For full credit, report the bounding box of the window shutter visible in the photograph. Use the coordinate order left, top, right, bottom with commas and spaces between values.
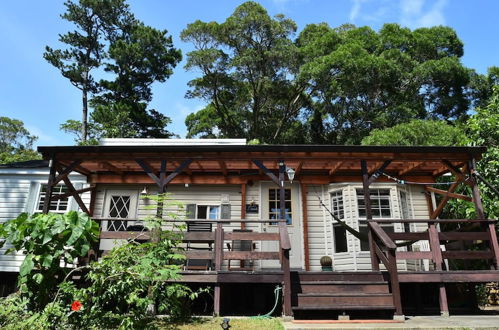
221, 204, 231, 219
186, 204, 196, 219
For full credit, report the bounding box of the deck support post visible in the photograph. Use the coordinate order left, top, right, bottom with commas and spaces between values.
42, 156, 57, 214
279, 161, 293, 317
214, 222, 224, 315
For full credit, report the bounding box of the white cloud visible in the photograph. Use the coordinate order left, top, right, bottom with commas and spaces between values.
349, 0, 367, 21
400, 0, 447, 28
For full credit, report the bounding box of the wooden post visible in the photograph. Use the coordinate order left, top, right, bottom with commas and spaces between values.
428, 221, 448, 316
279, 161, 292, 317
469, 160, 499, 269
42, 157, 57, 214
301, 183, 310, 271
387, 249, 403, 315
361, 160, 380, 271
214, 222, 224, 316
241, 183, 247, 230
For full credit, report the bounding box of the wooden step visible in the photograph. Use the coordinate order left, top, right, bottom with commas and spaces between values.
296, 283, 390, 294
292, 305, 395, 311
296, 293, 394, 307
293, 271, 385, 283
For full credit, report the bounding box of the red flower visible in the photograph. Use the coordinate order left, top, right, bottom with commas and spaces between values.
71, 300, 82, 311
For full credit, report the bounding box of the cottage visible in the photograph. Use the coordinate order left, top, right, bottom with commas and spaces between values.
2, 139, 498, 318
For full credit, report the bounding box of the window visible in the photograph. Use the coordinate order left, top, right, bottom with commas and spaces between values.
36, 184, 69, 213
330, 190, 347, 253
357, 189, 393, 251
268, 188, 292, 225
197, 205, 220, 219
107, 195, 132, 231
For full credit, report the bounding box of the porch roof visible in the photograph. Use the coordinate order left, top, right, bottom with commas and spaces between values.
37, 144, 485, 184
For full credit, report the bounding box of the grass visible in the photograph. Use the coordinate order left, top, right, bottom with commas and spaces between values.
154, 317, 284, 330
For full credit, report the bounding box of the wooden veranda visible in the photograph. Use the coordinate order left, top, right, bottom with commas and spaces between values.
37, 144, 499, 318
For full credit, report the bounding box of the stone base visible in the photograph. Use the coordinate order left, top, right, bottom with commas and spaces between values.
440, 311, 450, 317
338, 314, 350, 320
393, 314, 405, 321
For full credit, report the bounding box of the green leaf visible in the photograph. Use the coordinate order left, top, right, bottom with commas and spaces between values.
42, 254, 54, 268
19, 254, 34, 276
33, 273, 44, 284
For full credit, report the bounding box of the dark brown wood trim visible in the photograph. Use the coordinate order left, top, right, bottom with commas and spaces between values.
53, 160, 83, 185
241, 183, 246, 230
301, 183, 310, 271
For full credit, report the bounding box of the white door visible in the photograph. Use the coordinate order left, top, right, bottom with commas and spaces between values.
100, 189, 139, 251
260, 182, 303, 269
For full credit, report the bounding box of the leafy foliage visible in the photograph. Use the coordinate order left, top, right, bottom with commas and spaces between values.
0, 212, 99, 309
361, 119, 468, 146
0, 116, 40, 164
182, 2, 482, 144
467, 86, 499, 219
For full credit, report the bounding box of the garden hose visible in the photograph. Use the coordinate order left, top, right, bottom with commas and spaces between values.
251, 285, 282, 319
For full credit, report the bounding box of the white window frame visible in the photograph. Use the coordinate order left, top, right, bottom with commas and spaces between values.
195, 204, 221, 220
330, 190, 348, 253
268, 188, 293, 225
35, 183, 71, 213
356, 188, 394, 251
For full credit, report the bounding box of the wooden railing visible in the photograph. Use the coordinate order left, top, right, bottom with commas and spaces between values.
368, 218, 499, 316
93, 218, 292, 270
370, 219, 499, 268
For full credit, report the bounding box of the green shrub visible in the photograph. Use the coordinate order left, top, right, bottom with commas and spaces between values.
0, 211, 99, 309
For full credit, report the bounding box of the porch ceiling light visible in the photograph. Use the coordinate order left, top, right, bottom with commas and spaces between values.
140, 186, 149, 195
286, 166, 295, 183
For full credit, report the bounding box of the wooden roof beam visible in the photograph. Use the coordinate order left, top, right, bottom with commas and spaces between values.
399, 161, 424, 176
100, 161, 124, 175
328, 161, 344, 176
218, 160, 228, 176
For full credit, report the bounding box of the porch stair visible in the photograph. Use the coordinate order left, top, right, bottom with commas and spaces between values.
291, 271, 395, 313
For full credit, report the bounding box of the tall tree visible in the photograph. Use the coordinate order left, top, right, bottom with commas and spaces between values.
298, 23, 474, 144
46, 0, 180, 143
0, 117, 40, 164
182, 1, 307, 143
44, 0, 126, 143
91, 20, 181, 138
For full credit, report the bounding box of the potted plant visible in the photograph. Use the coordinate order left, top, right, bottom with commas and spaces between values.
320, 255, 333, 271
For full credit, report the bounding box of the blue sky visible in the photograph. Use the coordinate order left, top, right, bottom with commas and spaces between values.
1, 0, 498, 147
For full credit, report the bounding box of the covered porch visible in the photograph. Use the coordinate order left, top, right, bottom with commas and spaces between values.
37, 143, 499, 317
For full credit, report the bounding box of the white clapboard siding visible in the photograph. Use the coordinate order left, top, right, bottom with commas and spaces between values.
0, 169, 89, 272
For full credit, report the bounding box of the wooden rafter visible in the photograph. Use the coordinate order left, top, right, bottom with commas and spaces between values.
399, 161, 424, 176
218, 160, 228, 176
295, 161, 303, 177
100, 161, 123, 175
328, 161, 344, 176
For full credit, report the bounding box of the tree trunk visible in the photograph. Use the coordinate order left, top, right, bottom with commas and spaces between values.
82, 87, 88, 143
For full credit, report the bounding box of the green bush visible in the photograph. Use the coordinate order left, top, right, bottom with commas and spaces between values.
0, 211, 99, 309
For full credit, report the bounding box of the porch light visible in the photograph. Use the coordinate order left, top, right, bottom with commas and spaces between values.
286, 166, 296, 183
140, 186, 149, 195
